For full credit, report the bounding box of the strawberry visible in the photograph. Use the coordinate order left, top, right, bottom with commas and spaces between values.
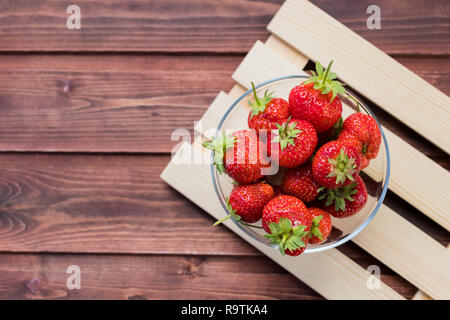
312, 140, 361, 189
337, 132, 370, 169
270, 118, 317, 168
214, 182, 275, 225
203, 130, 269, 184
281, 162, 320, 202
308, 208, 332, 244
338, 113, 381, 169
318, 176, 367, 218
262, 195, 312, 256
289, 61, 344, 133
247, 82, 290, 133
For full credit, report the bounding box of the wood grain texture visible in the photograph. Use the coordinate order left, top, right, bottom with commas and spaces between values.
161, 139, 404, 300
268, 0, 450, 153
0, 253, 322, 299
0, 249, 420, 300
0, 54, 448, 155
411, 244, 450, 300
233, 40, 450, 231
310, 0, 450, 56
0, 153, 257, 255
0, 55, 238, 152
0, 0, 448, 54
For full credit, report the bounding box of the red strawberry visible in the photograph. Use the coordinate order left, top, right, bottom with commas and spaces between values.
270, 118, 317, 168
281, 162, 320, 202
308, 208, 332, 244
337, 133, 370, 169
318, 176, 367, 218
214, 182, 275, 225
203, 130, 269, 184
312, 140, 361, 189
248, 82, 290, 133
262, 195, 312, 256
289, 61, 344, 133
338, 113, 381, 169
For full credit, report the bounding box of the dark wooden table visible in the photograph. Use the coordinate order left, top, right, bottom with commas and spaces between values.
0, 0, 448, 299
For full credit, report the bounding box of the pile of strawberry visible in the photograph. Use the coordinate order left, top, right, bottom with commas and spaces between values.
203, 61, 381, 256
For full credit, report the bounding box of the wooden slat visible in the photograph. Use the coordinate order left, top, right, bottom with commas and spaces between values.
268, 0, 450, 153
1, 0, 448, 55
233, 40, 450, 231
309, 0, 450, 56
0, 253, 323, 299
0, 0, 279, 53
161, 138, 404, 300
0, 54, 448, 155
0, 153, 257, 256
411, 244, 450, 300
0, 55, 237, 152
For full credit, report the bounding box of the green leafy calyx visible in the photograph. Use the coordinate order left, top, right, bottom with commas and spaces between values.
310, 215, 324, 240
264, 217, 308, 255
202, 133, 237, 174
318, 183, 358, 212
326, 148, 357, 185
272, 117, 302, 151
248, 82, 274, 118
304, 60, 346, 102
213, 198, 241, 226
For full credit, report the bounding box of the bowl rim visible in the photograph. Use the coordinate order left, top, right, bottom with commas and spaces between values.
210, 74, 390, 253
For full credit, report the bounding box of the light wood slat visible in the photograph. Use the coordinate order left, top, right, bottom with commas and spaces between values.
412, 244, 450, 300
412, 291, 432, 300
265, 35, 309, 69
267, 0, 450, 153
161, 137, 403, 300
194, 91, 233, 137
231, 41, 450, 299
233, 40, 450, 231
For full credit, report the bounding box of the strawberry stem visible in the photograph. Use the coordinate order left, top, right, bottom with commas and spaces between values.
251, 82, 260, 105
346, 93, 362, 113
284, 116, 292, 132
248, 82, 274, 117
213, 214, 233, 226
321, 60, 333, 88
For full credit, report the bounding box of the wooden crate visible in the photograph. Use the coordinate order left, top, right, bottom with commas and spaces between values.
162, 0, 450, 300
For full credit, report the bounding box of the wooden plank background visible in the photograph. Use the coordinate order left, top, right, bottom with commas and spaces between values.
0, 0, 448, 299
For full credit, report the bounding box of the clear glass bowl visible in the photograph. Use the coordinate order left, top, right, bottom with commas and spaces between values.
210, 75, 390, 253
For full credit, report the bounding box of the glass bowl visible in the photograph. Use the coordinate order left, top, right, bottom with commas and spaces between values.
210, 75, 390, 253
